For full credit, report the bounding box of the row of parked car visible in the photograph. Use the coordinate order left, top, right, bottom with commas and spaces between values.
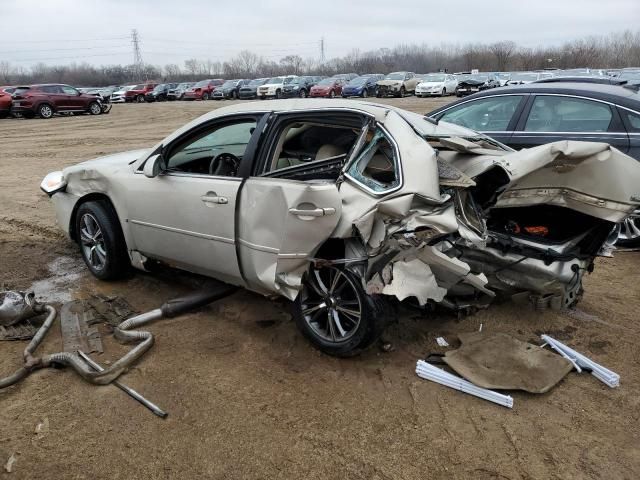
2, 68, 639, 120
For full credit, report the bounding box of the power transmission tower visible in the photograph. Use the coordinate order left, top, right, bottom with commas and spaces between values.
320, 37, 325, 63
131, 29, 144, 79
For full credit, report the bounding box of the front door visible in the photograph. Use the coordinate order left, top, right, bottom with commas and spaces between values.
126, 117, 261, 285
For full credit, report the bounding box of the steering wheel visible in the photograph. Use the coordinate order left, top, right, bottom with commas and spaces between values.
209, 153, 241, 177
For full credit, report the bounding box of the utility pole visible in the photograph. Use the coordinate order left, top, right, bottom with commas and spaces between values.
320, 36, 325, 63
131, 29, 144, 79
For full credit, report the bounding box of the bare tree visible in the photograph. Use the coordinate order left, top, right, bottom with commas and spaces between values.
490, 41, 516, 71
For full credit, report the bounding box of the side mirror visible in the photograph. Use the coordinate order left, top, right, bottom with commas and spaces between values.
143, 154, 166, 178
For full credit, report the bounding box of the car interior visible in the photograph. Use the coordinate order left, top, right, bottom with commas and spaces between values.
262, 118, 399, 191
163, 120, 258, 176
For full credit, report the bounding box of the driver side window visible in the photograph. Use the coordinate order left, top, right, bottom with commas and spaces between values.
166, 120, 257, 176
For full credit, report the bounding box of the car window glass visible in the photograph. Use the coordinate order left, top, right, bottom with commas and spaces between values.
347, 128, 400, 192
525, 96, 613, 132
439, 95, 523, 131
42, 86, 61, 94
622, 110, 640, 132
266, 121, 359, 173
61, 86, 78, 95
166, 120, 257, 176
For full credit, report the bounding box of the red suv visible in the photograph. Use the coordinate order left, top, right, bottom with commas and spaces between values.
182, 79, 224, 100
11, 84, 104, 119
0, 86, 13, 118
124, 83, 158, 103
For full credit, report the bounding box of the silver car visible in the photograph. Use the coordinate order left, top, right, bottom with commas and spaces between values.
41, 99, 640, 356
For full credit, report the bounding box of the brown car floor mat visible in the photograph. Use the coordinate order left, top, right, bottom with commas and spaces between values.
443, 332, 573, 393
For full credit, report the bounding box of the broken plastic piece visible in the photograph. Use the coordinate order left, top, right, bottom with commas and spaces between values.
415, 360, 514, 409
436, 337, 449, 347
541, 335, 620, 388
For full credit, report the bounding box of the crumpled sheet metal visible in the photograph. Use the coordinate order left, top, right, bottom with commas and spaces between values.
495, 141, 640, 222
443, 332, 573, 393
366, 259, 447, 304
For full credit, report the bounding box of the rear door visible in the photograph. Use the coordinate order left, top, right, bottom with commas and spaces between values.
236, 110, 366, 298
434, 93, 529, 146
618, 106, 640, 160
42, 85, 68, 110
237, 178, 341, 298
510, 94, 630, 153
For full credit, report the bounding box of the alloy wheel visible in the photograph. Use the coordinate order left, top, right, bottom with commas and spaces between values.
39, 105, 53, 118
80, 213, 107, 271
89, 102, 102, 115
619, 209, 640, 243
300, 267, 362, 343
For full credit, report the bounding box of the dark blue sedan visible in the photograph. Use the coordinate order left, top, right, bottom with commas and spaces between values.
341, 75, 380, 98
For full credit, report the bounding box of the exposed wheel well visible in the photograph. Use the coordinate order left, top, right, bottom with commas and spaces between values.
69, 193, 120, 243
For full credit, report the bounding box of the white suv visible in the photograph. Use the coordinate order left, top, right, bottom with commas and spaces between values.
257, 75, 298, 99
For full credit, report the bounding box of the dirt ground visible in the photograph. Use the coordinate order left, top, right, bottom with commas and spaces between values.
1, 97, 639, 480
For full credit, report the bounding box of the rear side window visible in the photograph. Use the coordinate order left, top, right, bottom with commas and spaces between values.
621, 109, 640, 132
438, 95, 524, 131
41, 86, 61, 94
525, 96, 613, 132
347, 128, 400, 193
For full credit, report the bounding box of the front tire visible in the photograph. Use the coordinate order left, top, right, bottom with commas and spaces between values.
202, 92, 210, 100
329, 90, 336, 98
75, 200, 130, 280
441, 88, 446, 97
299, 89, 307, 98
88, 101, 102, 115
275, 89, 282, 99
397, 86, 405, 98
294, 266, 390, 357
136, 95, 145, 103
362, 89, 368, 98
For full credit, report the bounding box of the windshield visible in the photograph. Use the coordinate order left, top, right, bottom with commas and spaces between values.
153, 84, 166, 92
267, 77, 283, 84
385, 73, 405, 80
619, 72, 640, 81
283, 77, 296, 84
249, 78, 266, 86
317, 78, 334, 86
14, 87, 30, 95
422, 74, 446, 82
497, 73, 511, 80
177, 83, 191, 89
465, 75, 488, 82
194, 80, 210, 87
348, 77, 368, 86
509, 73, 538, 82
222, 80, 236, 88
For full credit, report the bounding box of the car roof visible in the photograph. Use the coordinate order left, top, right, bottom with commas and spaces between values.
455, 82, 640, 110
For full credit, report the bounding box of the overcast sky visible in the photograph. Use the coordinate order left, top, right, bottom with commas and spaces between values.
1, 0, 638, 67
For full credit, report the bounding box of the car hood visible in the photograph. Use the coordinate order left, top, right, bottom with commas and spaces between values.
64, 149, 150, 176
261, 83, 283, 88
377, 80, 403, 86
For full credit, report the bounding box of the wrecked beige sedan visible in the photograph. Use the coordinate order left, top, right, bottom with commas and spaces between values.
41, 99, 640, 356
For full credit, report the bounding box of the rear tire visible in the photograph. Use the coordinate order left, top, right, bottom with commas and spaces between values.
202, 92, 210, 100
136, 94, 144, 103
293, 266, 390, 357
75, 200, 130, 280
38, 103, 54, 119
617, 211, 640, 248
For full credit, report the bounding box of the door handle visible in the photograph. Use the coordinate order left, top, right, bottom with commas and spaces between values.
200, 195, 228, 204
288, 207, 336, 217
